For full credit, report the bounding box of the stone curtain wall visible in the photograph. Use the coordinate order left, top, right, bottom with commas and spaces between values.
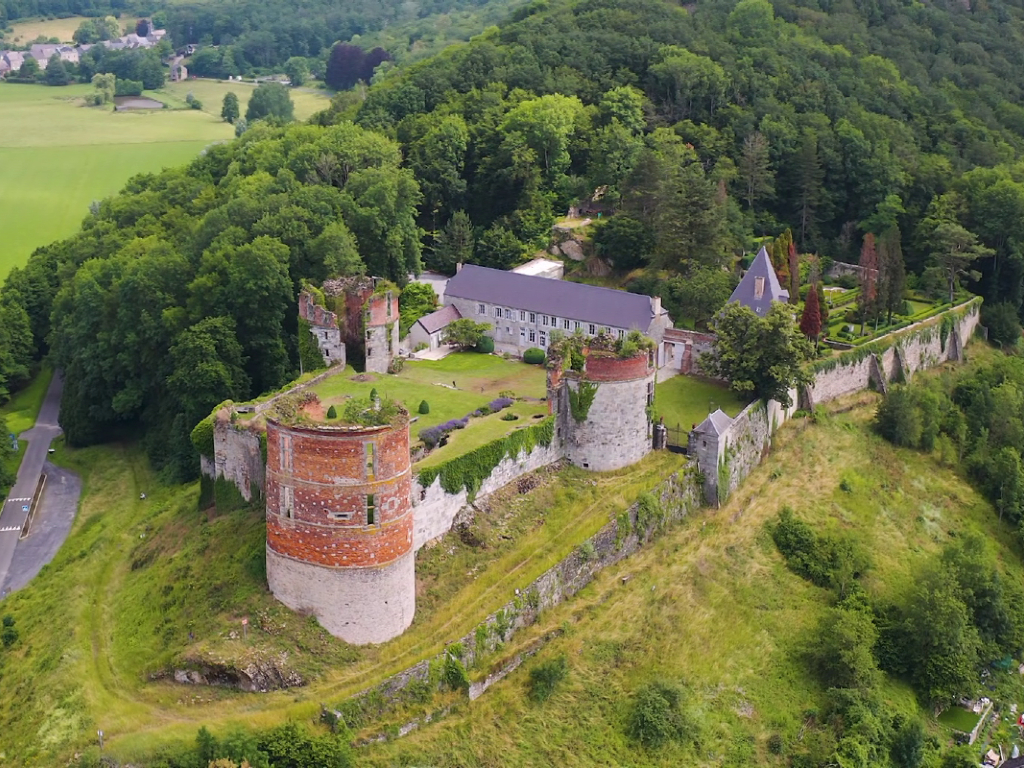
341, 464, 704, 721
661, 328, 716, 374
413, 440, 563, 550
206, 420, 265, 502
298, 290, 345, 367
695, 300, 982, 503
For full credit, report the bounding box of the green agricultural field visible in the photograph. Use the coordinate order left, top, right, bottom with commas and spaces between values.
154, 79, 331, 122
3, 15, 139, 45
0, 81, 330, 279
654, 374, 749, 432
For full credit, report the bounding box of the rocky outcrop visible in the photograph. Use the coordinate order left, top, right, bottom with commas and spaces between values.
171, 651, 306, 692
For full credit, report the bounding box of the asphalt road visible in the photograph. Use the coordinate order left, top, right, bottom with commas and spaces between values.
0, 373, 79, 595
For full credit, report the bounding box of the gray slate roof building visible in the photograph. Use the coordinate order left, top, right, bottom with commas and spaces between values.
729, 246, 789, 316
693, 408, 733, 436
414, 304, 462, 335
445, 264, 666, 331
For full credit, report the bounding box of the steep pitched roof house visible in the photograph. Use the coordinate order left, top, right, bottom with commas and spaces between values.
443, 264, 671, 355
729, 246, 789, 316
408, 304, 462, 352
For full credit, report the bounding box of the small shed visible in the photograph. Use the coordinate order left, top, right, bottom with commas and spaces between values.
409, 304, 462, 351
512, 257, 564, 280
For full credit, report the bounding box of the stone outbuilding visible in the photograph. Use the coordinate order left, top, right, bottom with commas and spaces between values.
408, 304, 461, 352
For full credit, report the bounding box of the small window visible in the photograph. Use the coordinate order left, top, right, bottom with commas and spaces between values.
540, 332, 547, 347
530, 313, 536, 323
754, 276, 765, 300
617, 329, 625, 339
365, 442, 375, 481
542, 315, 549, 326
521, 328, 526, 338
574, 321, 581, 330
588, 324, 596, 335
366, 494, 376, 525
551, 316, 558, 326
520, 310, 526, 321
506, 326, 511, 334
604, 327, 611, 334
494, 307, 501, 318
563, 319, 570, 330
478, 303, 486, 315
529, 331, 536, 342
329, 511, 352, 520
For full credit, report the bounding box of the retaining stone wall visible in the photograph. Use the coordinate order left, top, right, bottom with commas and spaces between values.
413, 441, 563, 550
345, 464, 703, 716
211, 421, 264, 502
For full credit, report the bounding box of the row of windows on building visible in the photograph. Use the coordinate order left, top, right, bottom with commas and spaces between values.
476, 303, 624, 343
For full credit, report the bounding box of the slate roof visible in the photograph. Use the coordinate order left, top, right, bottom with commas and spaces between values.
415, 304, 462, 335
729, 246, 789, 316
445, 264, 665, 330
693, 409, 733, 436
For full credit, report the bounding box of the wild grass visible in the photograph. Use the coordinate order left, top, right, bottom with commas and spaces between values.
360, 388, 1017, 766
1, 366, 52, 435
3, 15, 140, 45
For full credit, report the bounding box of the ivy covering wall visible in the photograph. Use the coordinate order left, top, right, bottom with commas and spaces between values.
298, 317, 327, 374
417, 417, 556, 498
568, 380, 598, 422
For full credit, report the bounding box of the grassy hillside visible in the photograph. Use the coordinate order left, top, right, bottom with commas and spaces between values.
0, 81, 330, 279
360, 379, 1024, 766
0, 426, 682, 763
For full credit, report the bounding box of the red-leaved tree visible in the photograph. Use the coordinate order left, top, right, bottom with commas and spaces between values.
859, 233, 878, 334
800, 283, 822, 347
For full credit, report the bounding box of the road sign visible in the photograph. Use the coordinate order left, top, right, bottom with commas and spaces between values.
21, 505, 28, 513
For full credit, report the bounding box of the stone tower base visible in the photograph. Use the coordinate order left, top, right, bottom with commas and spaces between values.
266, 547, 415, 645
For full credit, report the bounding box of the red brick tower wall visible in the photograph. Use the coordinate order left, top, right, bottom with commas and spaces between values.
265, 418, 415, 644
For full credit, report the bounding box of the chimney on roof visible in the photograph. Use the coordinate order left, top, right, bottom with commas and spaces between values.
456, 262, 463, 273
651, 295, 662, 315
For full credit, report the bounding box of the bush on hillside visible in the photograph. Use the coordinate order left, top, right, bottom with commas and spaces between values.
326, 405, 337, 419
475, 336, 495, 353
528, 654, 569, 702
418, 400, 430, 414
523, 347, 545, 365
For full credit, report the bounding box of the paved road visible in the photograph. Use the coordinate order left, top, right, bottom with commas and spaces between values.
0, 373, 75, 594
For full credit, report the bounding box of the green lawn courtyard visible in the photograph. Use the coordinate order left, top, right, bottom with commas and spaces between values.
310, 353, 548, 463
654, 374, 749, 433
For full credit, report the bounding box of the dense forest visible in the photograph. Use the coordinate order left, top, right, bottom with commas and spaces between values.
5, 0, 1024, 481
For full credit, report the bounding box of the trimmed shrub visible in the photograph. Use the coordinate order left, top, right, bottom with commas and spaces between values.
418, 400, 430, 414
523, 347, 545, 365
475, 336, 495, 353
326, 405, 338, 419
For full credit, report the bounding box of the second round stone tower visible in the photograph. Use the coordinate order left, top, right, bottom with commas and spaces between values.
264, 408, 414, 645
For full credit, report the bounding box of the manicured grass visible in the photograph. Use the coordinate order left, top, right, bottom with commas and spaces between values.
654, 374, 749, 432
312, 354, 547, 448
415, 400, 548, 469
938, 706, 982, 732
1, 366, 53, 435
154, 79, 331, 122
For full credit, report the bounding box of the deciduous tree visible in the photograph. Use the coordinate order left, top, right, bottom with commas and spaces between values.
221, 92, 240, 124
738, 130, 774, 213
245, 82, 294, 123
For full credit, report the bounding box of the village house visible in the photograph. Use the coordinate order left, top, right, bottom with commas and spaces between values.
408, 304, 462, 352
442, 264, 672, 356
0, 26, 167, 77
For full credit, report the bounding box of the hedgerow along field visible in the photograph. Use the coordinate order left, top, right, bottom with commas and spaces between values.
0, 81, 331, 280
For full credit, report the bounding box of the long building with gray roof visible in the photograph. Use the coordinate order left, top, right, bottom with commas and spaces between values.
442, 264, 672, 356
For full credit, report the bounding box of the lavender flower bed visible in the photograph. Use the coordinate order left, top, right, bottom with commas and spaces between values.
418, 397, 517, 448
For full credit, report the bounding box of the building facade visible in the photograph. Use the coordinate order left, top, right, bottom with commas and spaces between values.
444, 264, 672, 357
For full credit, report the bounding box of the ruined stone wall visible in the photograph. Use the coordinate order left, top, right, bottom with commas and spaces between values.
412, 440, 563, 550
661, 328, 715, 374
365, 291, 400, 374
211, 420, 265, 502
299, 290, 345, 367
562, 353, 654, 472
265, 418, 415, 645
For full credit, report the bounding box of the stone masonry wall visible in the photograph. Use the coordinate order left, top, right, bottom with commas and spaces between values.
563, 354, 654, 472
365, 291, 399, 374
211, 420, 265, 502
343, 463, 704, 714
412, 440, 563, 550
299, 290, 345, 367
695, 301, 982, 502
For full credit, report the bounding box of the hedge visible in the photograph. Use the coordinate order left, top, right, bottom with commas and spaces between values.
417, 417, 555, 499
523, 347, 545, 365
476, 336, 495, 353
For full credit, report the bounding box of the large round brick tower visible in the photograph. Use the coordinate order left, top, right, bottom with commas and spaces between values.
562, 350, 655, 472
264, 414, 414, 645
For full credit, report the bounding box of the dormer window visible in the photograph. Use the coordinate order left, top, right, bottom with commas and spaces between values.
754, 276, 765, 300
